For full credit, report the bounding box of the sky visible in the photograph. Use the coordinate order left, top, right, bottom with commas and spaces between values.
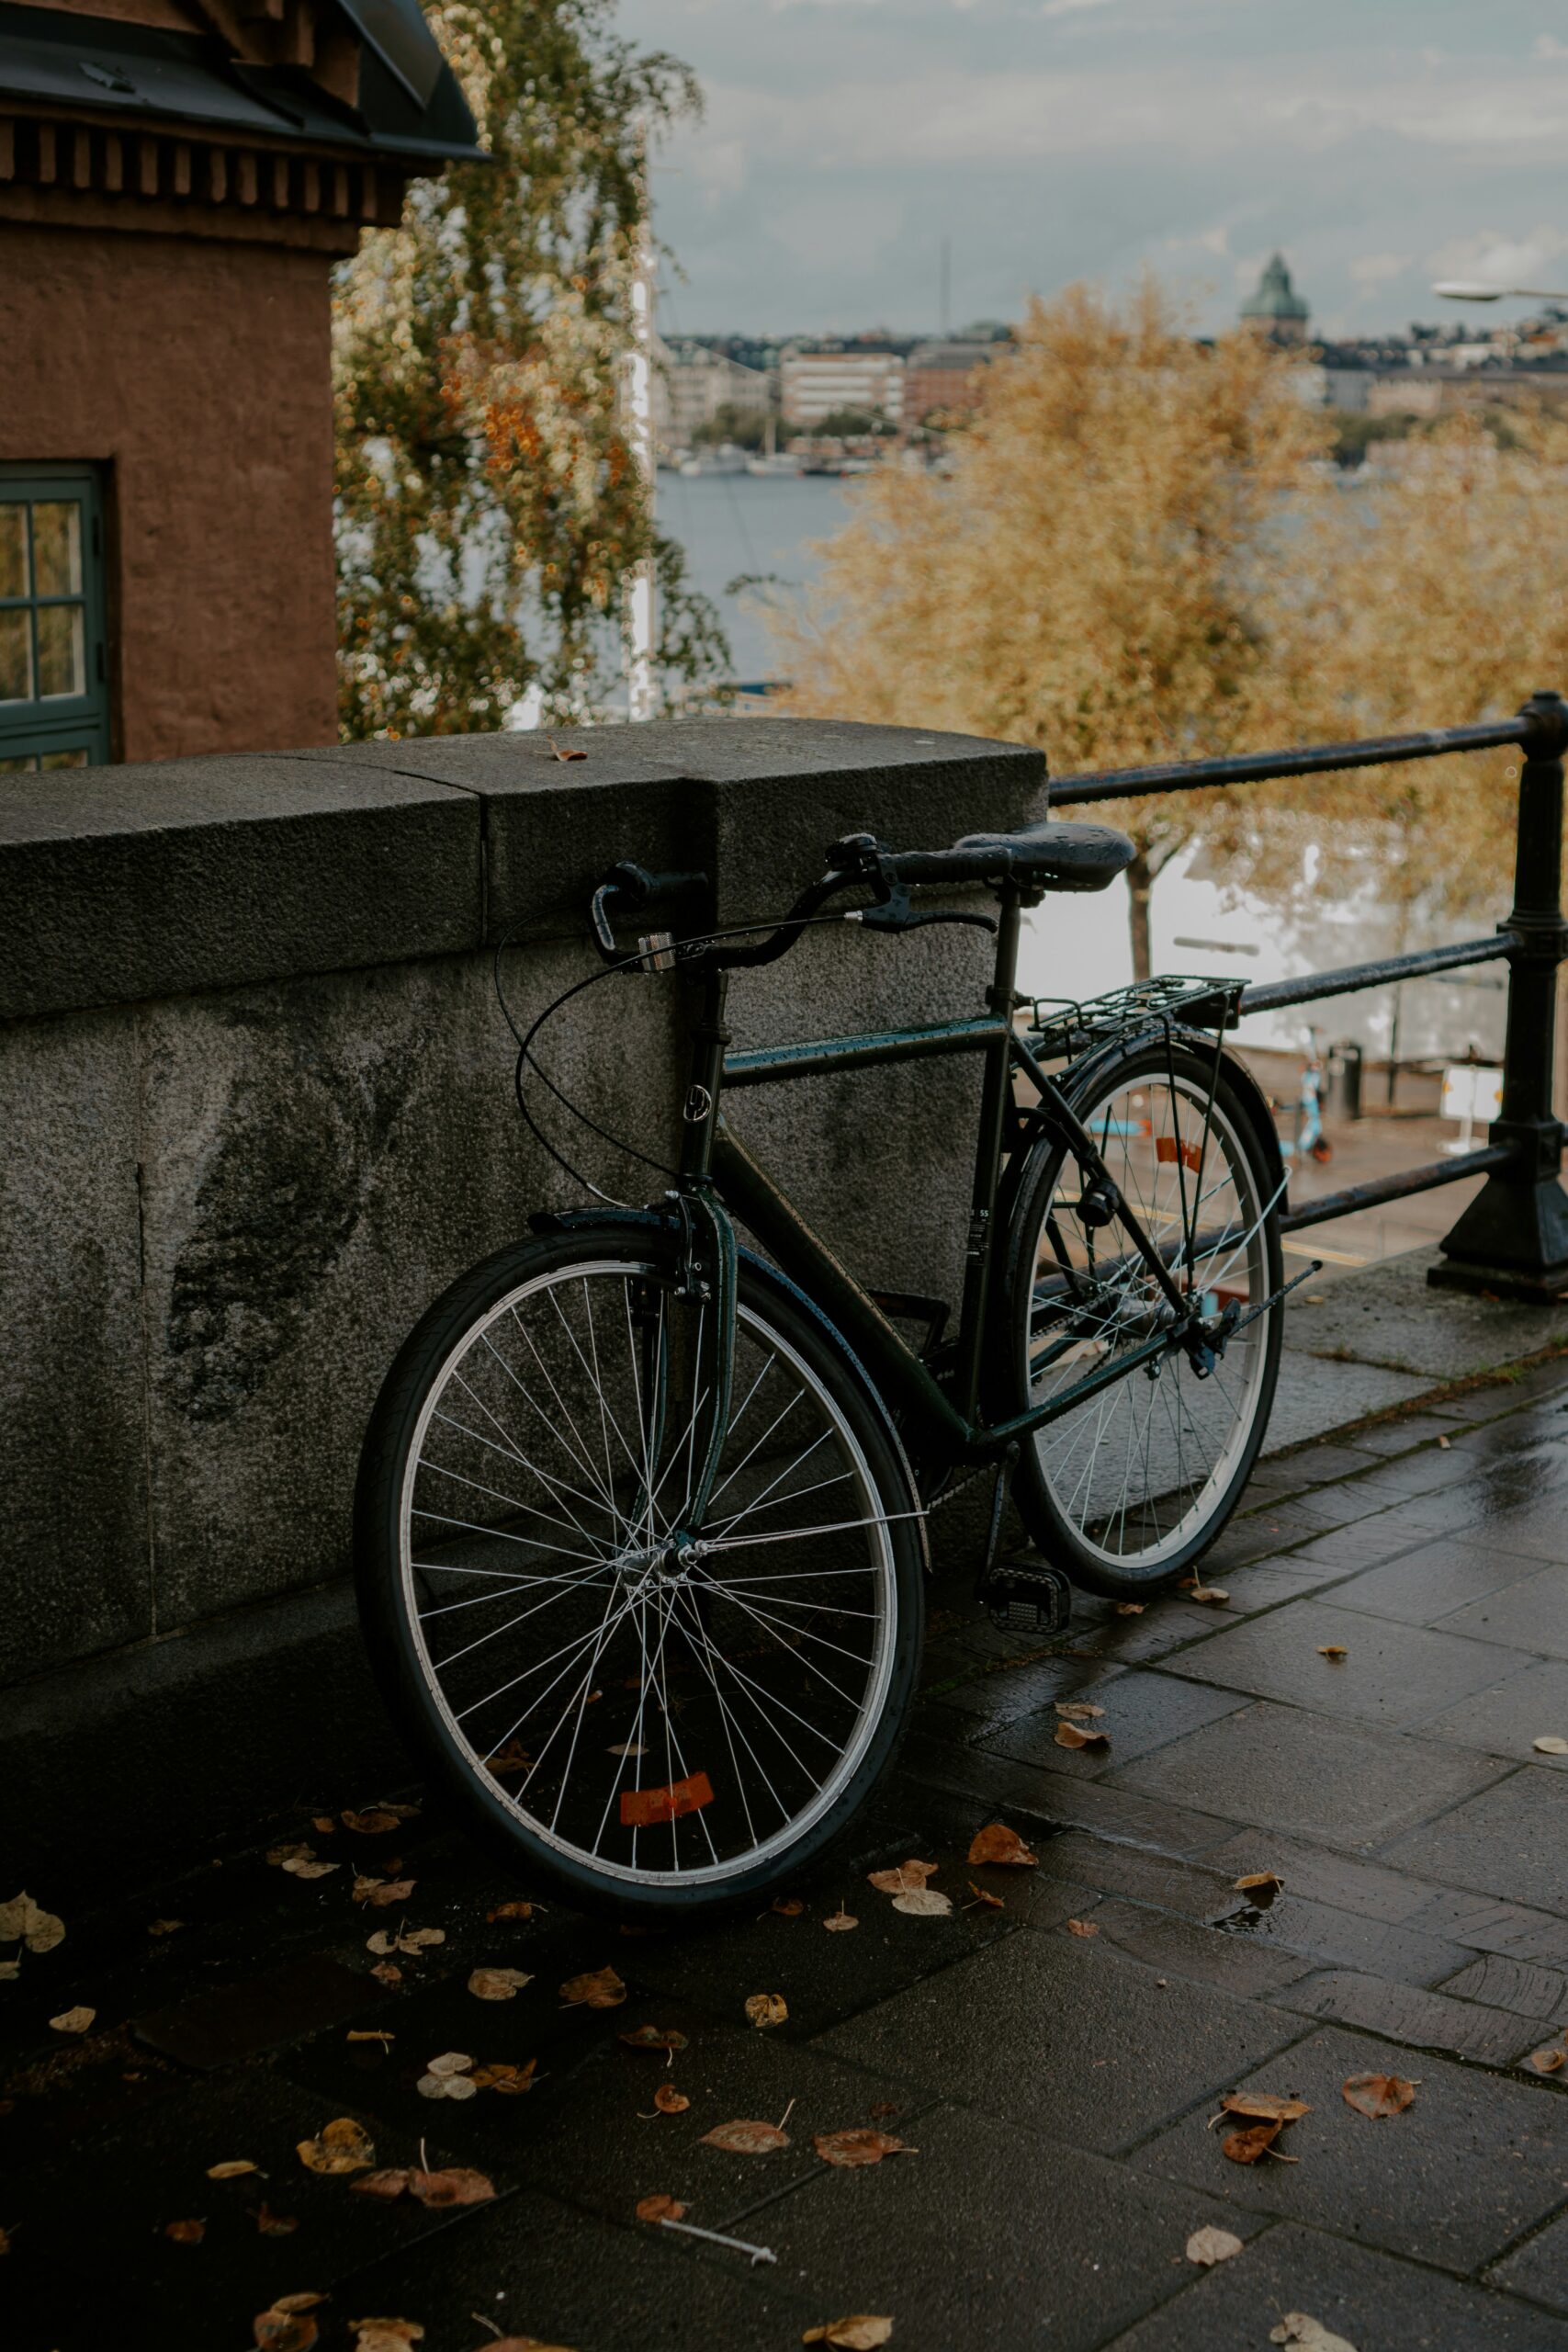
616, 0, 1568, 340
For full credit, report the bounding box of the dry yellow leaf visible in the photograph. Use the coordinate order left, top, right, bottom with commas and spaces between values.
823, 1909, 859, 1932
892, 1887, 952, 1917
1534, 1736, 1568, 1756
1341, 2071, 1417, 2119
471, 2060, 538, 2096
0, 1892, 66, 1953
487, 1899, 533, 1922
49, 2005, 95, 2035
1066, 1918, 1098, 1939
1529, 2046, 1566, 2075
342, 1809, 402, 1835
297, 2116, 376, 2174
866, 1860, 938, 1894
652, 2084, 690, 2114
1269, 2320, 1358, 2351
1054, 1701, 1105, 1721
745, 1992, 788, 2028
636, 2192, 687, 2222
1317, 1645, 1348, 1661
468, 1966, 533, 2001
560, 1965, 626, 2009
347, 2322, 423, 2352
966, 1824, 1038, 1868
802, 2319, 894, 2349
700, 2118, 790, 2154
1221, 2091, 1312, 2123
164, 2217, 205, 2244
1114, 1602, 1145, 1616
207, 2159, 258, 2179
1055, 1721, 1110, 1750
1233, 1871, 1285, 1896
813, 2129, 913, 2167
1186, 2225, 1244, 2265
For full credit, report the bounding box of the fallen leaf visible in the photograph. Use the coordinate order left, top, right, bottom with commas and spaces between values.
254, 2298, 322, 2352
701, 2118, 790, 2154
266, 1842, 315, 1867
485, 1739, 532, 1775
773, 1896, 806, 1917
1534, 1737, 1568, 1756
653, 2085, 690, 2114
342, 1809, 402, 1836
823, 1909, 859, 1932
1222, 2120, 1282, 2165
802, 2319, 893, 2349
312, 1815, 336, 1834
1529, 2047, 1566, 2075
560, 1965, 626, 2009
355, 1876, 415, 1908
367, 1927, 444, 1958
1186, 2225, 1244, 2266
893, 1888, 952, 1917
254, 2202, 297, 2235
813, 2129, 913, 2168
866, 1860, 938, 1894
347, 2323, 423, 2352
0, 1893, 64, 1953
0, 1962, 18, 1980
1221, 2091, 1312, 2123
346, 2030, 395, 2048
487, 1900, 534, 1922
1317, 1645, 1348, 1661
966, 1883, 1004, 1911
297, 2116, 376, 2174
1269, 2318, 1357, 2352
1186, 1586, 1230, 1606
1341, 2071, 1417, 2120
1055, 1722, 1110, 1750
352, 2165, 495, 2208
417, 2051, 479, 2100
468, 1966, 533, 2001
1066, 1919, 1098, 1939
471, 2060, 538, 2096
636, 2192, 687, 2222
745, 1993, 788, 2028
607, 1743, 647, 1758
148, 1917, 184, 1936
282, 1859, 340, 1881
1054, 1702, 1105, 1721
369, 1962, 403, 1986
164, 2217, 205, 2244
619, 2025, 689, 2052
1233, 1871, 1285, 1896
207, 2159, 259, 2179
967, 1824, 1039, 1868
1114, 1602, 1145, 1616
49, 2005, 95, 2035
547, 738, 587, 762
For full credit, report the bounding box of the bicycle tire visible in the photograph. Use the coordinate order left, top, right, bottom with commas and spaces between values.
999, 1038, 1284, 1597
355, 1221, 926, 1921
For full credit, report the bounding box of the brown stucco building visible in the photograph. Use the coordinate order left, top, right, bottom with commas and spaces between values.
0, 1, 480, 770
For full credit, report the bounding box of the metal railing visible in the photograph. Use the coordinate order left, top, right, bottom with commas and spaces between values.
1047, 688, 1568, 1303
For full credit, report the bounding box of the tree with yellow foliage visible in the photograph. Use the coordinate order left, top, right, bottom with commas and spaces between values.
773, 280, 1568, 974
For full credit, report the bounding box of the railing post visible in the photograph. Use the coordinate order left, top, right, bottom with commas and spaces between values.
1431, 688, 1568, 1302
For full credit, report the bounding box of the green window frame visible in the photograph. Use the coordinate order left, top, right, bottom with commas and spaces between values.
0, 466, 111, 774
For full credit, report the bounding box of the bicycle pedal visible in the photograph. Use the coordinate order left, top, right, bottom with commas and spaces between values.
981, 1560, 1072, 1635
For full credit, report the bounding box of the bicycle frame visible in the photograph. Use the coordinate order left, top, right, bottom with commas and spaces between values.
672, 883, 1233, 1476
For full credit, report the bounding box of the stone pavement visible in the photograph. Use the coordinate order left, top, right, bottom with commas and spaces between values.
9, 1331, 1568, 2347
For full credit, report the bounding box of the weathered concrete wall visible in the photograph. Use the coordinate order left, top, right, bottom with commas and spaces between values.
1, 720, 1046, 1747
0, 222, 338, 758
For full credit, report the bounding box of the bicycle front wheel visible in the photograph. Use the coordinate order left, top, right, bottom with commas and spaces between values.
1003, 1039, 1283, 1597
355, 1225, 925, 1919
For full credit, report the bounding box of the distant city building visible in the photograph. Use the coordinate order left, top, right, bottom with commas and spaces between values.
1240, 253, 1311, 346
903, 341, 998, 424
653, 340, 770, 450
780, 348, 905, 427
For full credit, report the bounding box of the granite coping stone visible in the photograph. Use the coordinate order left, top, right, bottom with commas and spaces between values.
1108, 2220, 1568, 2351
1134, 2023, 1568, 2272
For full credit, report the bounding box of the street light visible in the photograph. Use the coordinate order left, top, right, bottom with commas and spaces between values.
1434, 280, 1568, 302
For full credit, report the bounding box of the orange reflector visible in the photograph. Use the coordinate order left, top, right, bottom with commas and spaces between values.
1156, 1136, 1203, 1173
620, 1771, 715, 1827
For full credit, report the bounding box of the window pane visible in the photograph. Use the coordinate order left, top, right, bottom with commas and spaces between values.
0, 752, 39, 773
0, 506, 26, 600
32, 503, 83, 598
39, 746, 89, 769
37, 604, 85, 698
0, 609, 32, 703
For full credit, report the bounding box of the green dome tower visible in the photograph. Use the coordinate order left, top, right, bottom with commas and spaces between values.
1240, 253, 1311, 345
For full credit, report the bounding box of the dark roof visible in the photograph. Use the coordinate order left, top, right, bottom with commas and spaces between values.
0, 1, 485, 164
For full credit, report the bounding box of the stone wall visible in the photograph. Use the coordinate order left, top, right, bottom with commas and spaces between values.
0, 717, 1045, 1872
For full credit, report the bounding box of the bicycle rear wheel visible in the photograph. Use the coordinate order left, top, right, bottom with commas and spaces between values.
1003, 1039, 1283, 1597
355, 1224, 925, 1919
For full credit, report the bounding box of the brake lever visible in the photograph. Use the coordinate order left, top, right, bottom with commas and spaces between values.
853, 904, 998, 936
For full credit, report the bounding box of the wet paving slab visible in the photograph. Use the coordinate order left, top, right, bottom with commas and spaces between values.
8, 1309, 1568, 2349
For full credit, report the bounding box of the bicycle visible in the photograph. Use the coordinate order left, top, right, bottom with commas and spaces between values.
355, 816, 1309, 1920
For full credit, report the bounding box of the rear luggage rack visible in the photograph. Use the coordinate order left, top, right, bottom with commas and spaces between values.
1021, 975, 1244, 1059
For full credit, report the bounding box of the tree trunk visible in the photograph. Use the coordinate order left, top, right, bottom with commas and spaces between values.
1126, 850, 1155, 981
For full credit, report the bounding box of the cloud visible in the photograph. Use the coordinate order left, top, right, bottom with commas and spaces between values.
1536, 34, 1568, 61
1349, 251, 1410, 287
1425, 226, 1568, 291
1041, 0, 1117, 17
